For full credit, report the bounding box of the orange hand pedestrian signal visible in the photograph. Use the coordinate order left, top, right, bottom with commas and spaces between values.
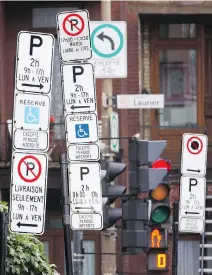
151, 229, 162, 248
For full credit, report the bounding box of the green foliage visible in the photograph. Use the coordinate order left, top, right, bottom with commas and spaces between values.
0, 201, 56, 275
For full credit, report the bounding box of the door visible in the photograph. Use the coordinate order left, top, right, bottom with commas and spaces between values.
150, 22, 205, 165
205, 27, 212, 165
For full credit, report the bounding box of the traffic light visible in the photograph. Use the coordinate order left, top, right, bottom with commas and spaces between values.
149, 159, 171, 225
121, 198, 149, 254
147, 228, 168, 271
128, 139, 168, 195
101, 160, 127, 229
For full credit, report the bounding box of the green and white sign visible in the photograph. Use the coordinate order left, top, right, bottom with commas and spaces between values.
110, 112, 119, 153
90, 21, 127, 79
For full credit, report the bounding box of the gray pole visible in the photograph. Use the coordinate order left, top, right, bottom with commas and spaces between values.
172, 201, 179, 275
59, 154, 73, 275
73, 230, 84, 275
0, 212, 8, 275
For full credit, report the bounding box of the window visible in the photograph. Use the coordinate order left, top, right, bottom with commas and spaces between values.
151, 21, 200, 128
159, 24, 196, 39
177, 240, 199, 275
159, 49, 197, 127
42, 241, 50, 258
64, 240, 95, 275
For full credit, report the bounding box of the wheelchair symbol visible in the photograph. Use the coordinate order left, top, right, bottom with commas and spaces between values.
24, 107, 40, 125
75, 124, 90, 139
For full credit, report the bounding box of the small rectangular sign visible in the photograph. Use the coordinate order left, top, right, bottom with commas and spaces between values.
13, 130, 49, 151
68, 144, 100, 162
70, 212, 103, 230
116, 94, 164, 109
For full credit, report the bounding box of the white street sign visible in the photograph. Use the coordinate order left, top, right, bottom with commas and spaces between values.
10, 152, 48, 234
13, 130, 48, 151
116, 94, 164, 109
62, 63, 96, 113
66, 113, 98, 144
71, 212, 103, 230
110, 112, 119, 153
90, 21, 127, 78
181, 133, 208, 177
68, 144, 100, 162
179, 176, 206, 233
15, 31, 54, 94
179, 218, 204, 234
69, 163, 102, 212
13, 92, 50, 131
56, 10, 92, 62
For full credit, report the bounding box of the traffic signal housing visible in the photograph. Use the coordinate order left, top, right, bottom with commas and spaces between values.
149, 159, 171, 225
101, 160, 127, 229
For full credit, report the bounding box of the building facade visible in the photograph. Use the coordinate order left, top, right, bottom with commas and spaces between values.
0, 1, 212, 274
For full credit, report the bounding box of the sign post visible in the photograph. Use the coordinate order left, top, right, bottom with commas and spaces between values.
56, 9, 102, 275
179, 133, 208, 233
57, 10, 102, 231
9, 31, 55, 235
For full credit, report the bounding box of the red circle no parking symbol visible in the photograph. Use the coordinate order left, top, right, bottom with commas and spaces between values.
62, 13, 85, 36
18, 155, 42, 183
186, 136, 203, 155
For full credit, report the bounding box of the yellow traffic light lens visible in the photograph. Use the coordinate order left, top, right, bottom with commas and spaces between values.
151, 184, 170, 201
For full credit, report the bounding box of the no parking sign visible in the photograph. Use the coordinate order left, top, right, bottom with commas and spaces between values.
56, 10, 92, 62
10, 152, 48, 235
181, 133, 208, 176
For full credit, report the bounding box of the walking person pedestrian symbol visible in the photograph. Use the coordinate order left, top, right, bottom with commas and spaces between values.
24, 106, 40, 125
75, 124, 90, 139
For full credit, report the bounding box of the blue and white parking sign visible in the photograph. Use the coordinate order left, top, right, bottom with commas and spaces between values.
13, 92, 50, 131
66, 114, 98, 144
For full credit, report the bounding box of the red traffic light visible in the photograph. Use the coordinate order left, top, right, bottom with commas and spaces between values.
151, 159, 171, 172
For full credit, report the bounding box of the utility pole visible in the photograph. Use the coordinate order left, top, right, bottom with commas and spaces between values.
101, 1, 117, 275
172, 201, 179, 275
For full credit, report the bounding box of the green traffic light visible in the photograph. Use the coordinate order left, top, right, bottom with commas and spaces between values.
151, 205, 171, 224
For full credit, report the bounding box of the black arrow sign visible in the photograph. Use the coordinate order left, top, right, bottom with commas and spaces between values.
97, 32, 115, 51
75, 206, 94, 211
22, 83, 44, 89
70, 105, 90, 110
17, 222, 38, 228
187, 169, 201, 173
185, 211, 200, 215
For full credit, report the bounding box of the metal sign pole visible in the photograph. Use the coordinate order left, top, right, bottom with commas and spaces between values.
172, 201, 179, 275
73, 230, 84, 275
0, 212, 8, 275
59, 154, 73, 275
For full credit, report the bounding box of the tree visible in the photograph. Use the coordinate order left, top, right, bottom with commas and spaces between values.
0, 201, 56, 275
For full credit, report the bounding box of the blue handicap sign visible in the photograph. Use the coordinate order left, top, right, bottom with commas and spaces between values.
75, 124, 90, 139
24, 106, 40, 125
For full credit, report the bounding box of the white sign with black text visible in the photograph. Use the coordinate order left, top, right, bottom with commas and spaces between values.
69, 163, 102, 212
116, 94, 164, 109
179, 175, 206, 233
62, 63, 96, 113
13, 130, 49, 152
10, 152, 48, 235
15, 31, 55, 94
68, 144, 100, 162
70, 212, 103, 230
181, 133, 208, 177
56, 10, 92, 62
